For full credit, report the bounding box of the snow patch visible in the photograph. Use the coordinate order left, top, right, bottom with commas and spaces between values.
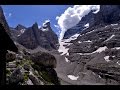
105, 34, 115, 42
17, 35, 20, 37
84, 40, 92, 43
77, 46, 108, 55
113, 47, 120, 50
98, 75, 102, 78
92, 72, 96, 75
111, 24, 118, 26
65, 57, 70, 62
77, 53, 92, 55
20, 29, 25, 34
111, 47, 120, 50
58, 34, 80, 55
69, 33, 80, 41
117, 61, 120, 65
94, 46, 107, 53
85, 30, 95, 35
17, 29, 26, 37
67, 75, 79, 80
84, 23, 89, 28
112, 56, 115, 58
105, 25, 108, 28
41, 28, 49, 31
104, 56, 110, 62
58, 41, 69, 55
78, 41, 82, 43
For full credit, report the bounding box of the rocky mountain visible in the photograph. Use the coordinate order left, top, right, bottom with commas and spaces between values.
6, 48, 60, 85
15, 24, 27, 31
0, 6, 60, 85
1, 5, 120, 85
63, 11, 95, 39
10, 24, 27, 41
56, 5, 120, 85
17, 22, 58, 50
64, 5, 120, 39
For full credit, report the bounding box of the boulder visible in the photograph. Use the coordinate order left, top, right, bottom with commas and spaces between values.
6, 50, 16, 62
8, 68, 24, 85
30, 52, 57, 68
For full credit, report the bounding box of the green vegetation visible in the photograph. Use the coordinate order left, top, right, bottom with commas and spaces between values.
16, 58, 34, 67
39, 70, 53, 83
23, 72, 29, 81
6, 68, 11, 76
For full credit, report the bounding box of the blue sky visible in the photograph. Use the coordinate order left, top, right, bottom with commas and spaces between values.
2, 5, 72, 36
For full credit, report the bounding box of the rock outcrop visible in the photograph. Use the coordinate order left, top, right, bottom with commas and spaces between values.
17, 22, 58, 50
57, 5, 120, 85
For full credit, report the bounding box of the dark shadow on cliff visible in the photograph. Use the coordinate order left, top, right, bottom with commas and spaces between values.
0, 23, 18, 85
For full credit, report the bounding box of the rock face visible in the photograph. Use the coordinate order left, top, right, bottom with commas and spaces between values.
15, 24, 27, 31
0, 5, 59, 85
5, 41, 60, 85
0, 6, 18, 52
42, 22, 58, 49
0, 6, 11, 36
30, 51, 60, 85
31, 51, 57, 68
6, 50, 16, 62
64, 11, 95, 39
10, 24, 27, 41
57, 5, 120, 85
17, 22, 58, 50
86, 62, 120, 84
8, 68, 24, 85
64, 5, 120, 39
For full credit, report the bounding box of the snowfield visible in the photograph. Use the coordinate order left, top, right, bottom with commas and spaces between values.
112, 47, 120, 50
84, 23, 89, 29
65, 57, 70, 62
104, 56, 110, 62
58, 34, 80, 55
77, 46, 108, 55
67, 75, 79, 80
93, 46, 108, 53
105, 34, 115, 42
117, 61, 120, 65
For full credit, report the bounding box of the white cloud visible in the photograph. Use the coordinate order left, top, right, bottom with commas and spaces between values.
4, 12, 12, 19
8, 13, 12, 17
56, 16, 59, 20
38, 25, 41, 29
54, 24, 59, 29
54, 24, 61, 37
56, 5, 100, 40
42, 19, 50, 26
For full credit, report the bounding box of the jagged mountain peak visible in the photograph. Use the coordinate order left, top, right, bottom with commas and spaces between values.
32, 22, 39, 30
41, 21, 52, 32
43, 21, 50, 27
16, 20, 58, 50
15, 24, 26, 31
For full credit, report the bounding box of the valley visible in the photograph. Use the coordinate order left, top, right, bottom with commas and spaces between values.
0, 5, 120, 85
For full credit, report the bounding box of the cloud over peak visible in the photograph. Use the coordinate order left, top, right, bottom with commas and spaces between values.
56, 5, 100, 40
42, 19, 50, 26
